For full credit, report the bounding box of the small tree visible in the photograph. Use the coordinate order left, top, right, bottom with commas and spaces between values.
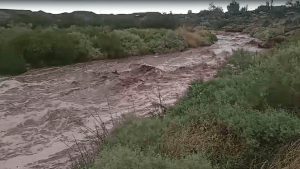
271, 0, 274, 9
294, 0, 300, 10
188, 10, 192, 18
286, 0, 293, 7
209, 2, 224, 13
241, 5, 248, 12
209, 2, 216, 11
227, 0, 240, 15
266, 1, 271, 10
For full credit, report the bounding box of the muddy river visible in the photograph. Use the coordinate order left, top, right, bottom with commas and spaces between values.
0, 32, 264, 169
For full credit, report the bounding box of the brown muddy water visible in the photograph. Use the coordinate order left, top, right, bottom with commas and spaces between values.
0, 32, 264, 169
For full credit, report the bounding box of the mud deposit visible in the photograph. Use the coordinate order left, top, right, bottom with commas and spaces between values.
0, 32, 264, 169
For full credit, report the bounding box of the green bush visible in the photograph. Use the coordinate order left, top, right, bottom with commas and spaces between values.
78, 26, 111, 38
105, 115, 170, 152
0, 26, 32, 44
92, 115, 212, 169
286, 32, 300, 43
161, 30, 187, 51
212, 19, 234, 29
68, 31, 103, 61
0, 33, 28, 75
145, 30, 187, 53
92, 145, 213, 169
8, 29, 104, 68
43, 35, 77, 66
216, 49, 256, 78
0, 47, 27, 75
262, 19, 272, 27
20, 31, 52, 68
116, 28, 187, 54
252, 26, 285, 40
207, 32, 217, 43
19, 30, 77, 67
112, 30, 148, 55
126, 28, 168, 42
91, 32, 127, 58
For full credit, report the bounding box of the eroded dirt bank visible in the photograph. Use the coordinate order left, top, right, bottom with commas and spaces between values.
0, 32, 264, 169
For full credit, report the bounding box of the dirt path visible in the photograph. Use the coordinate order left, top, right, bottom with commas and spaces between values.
0, 32, 264, 169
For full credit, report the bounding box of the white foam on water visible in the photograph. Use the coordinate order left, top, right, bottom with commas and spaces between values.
0, 80, 23, 94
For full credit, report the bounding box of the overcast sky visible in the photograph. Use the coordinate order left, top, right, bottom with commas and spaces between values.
0, 0, 288, 14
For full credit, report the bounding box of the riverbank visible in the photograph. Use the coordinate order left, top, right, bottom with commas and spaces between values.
86, 32, 300, 169
0, 26, 217, 76
0, 32, 263, 169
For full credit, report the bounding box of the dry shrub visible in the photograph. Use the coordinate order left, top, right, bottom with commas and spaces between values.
271, 139, 300, 169
176, 25, 212, 47
159, 120, 245, 159
195, 29, 209, 37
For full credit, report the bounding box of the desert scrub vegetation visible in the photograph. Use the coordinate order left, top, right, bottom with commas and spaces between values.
250, 26, 285, 41
0, 26, 31, 75
0, 25, 216, 75
113, 28, 188, 55
176, 25, 217, 47
93, 144, 213, 169
211, 19, 235, 30
85, 115, 214, 169
87, 40, 300, 169
216, 48, 256, 78
0, 47, 27, 75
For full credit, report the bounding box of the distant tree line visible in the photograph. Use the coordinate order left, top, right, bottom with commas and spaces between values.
0, 10, 189, 30
0, 0, 297, 30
